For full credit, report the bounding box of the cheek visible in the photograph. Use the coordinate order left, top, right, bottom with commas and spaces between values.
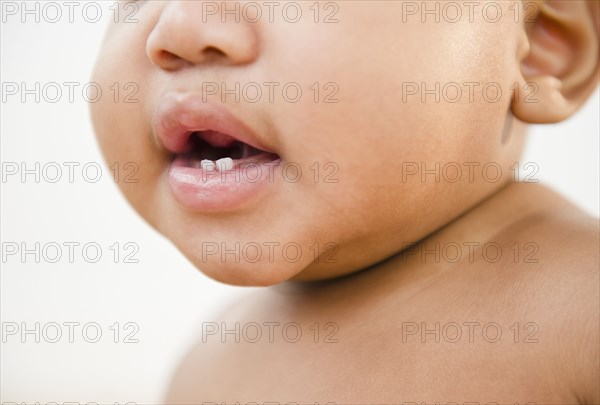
88, 2, 522, 284
273, 2, 517, 156
274, 3, 521, 234
90, 23, 167, 222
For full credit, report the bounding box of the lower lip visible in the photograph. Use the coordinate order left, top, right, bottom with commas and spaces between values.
168, 155, 281, 212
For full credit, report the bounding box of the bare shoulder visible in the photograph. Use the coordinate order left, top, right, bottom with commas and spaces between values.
496, 187, 599, 297
481, 187, 599, 403
164, 184, 599, 403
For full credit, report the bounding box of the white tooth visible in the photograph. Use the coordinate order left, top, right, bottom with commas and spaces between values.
216, 157, 234, 171
200, 159, 216, 172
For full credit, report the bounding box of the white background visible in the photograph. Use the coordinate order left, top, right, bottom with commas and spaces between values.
1, 1, 598, 402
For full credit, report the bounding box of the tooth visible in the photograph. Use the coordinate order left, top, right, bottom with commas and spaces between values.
216, 157, 234, 171
200, 159, 216, 171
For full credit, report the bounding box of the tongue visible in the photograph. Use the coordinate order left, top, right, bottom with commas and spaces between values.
188, 131, 275, 161
197, 130, 237, 148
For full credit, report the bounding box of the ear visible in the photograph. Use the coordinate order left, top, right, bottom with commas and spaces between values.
511, 0, 599, 123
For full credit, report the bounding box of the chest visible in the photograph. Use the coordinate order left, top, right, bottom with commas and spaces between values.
171, 315, 565, 403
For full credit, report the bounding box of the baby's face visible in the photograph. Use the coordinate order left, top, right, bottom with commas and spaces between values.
92, 0, 526, 285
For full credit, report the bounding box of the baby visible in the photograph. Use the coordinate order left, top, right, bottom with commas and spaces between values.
90, 0, 599, 403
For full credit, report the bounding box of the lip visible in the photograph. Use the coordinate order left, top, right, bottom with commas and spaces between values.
153, 93, 274, 154
153, 93, 281, 213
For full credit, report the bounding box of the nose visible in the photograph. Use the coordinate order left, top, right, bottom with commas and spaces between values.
146, 1, 260, 70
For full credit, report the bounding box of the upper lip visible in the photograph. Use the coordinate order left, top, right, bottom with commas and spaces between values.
153, 93, 274, 155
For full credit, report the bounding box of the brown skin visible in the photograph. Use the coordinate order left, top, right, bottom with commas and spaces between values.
89, 0, 599, 402
165, 183, 600, 404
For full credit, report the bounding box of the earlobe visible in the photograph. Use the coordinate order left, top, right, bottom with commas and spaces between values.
511, 0, 599, 124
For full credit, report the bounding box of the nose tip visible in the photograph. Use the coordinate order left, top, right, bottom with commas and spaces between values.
146, 1, 260, 71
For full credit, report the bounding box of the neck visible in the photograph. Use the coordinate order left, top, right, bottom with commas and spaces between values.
273, 182, 574, 298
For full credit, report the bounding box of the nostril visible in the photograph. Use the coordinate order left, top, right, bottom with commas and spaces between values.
158, 50, 185, 64
152, 47, 228, 70
148, 48, 192, 71
202, 46, 228, 60
159, 50, 175, 59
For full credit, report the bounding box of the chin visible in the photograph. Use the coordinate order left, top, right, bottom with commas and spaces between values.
187, 256, 308, 287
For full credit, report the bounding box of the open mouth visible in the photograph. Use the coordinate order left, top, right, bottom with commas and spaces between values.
177, 130, 280, 172
155, 94, 282, 212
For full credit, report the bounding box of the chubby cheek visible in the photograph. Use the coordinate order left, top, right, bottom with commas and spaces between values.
91, 22, 166, 225
89, 1, 522, 285
273, 2, 522, 247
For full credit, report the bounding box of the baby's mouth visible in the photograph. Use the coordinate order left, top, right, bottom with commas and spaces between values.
167, 129, 282, 212
154, 94, 282, 212
176, 130, 281, 171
